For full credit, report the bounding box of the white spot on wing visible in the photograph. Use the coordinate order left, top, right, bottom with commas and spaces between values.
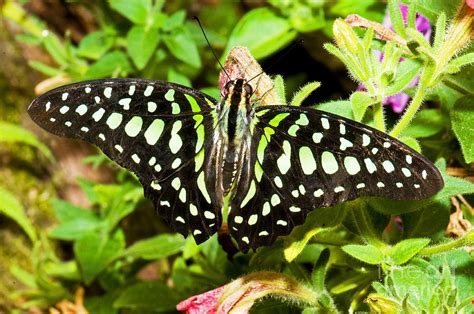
382, 160, 395, 173
321, 151, 339, 174
144, 85, 154, 97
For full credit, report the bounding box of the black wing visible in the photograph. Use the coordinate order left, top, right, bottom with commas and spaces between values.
28, 79, 222, 244
229, 105, 443, 251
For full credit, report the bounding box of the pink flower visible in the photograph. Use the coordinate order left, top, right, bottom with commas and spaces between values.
176, 286, 225, 314
176, 271, 318, 313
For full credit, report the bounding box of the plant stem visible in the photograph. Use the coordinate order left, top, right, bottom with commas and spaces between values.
364, 81, 386, 132
419, 230, 474, 256
373, 102, 386, 132
352, 202, 386, 249
389, 82, 427, 137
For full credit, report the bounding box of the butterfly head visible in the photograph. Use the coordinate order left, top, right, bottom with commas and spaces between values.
224, 79, 253, 110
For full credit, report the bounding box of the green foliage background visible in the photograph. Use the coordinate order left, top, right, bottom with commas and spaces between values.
0, 0, 473, 312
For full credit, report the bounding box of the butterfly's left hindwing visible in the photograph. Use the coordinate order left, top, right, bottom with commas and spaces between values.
229, 105, 444, 251
28, 79, 221, 243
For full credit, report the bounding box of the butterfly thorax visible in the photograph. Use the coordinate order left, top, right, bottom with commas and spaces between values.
216, 79, 253, 195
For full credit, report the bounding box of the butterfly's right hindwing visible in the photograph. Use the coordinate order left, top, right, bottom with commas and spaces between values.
28, 79, 221, 243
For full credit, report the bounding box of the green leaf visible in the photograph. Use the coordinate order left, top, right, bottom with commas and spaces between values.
0, 186, 37, 243
448, 52, 474, 70
51, 199, 98, 223
399, 136, 421, 152
451, 96, 474, 163
290, 81, 321, 106
283, 204, 346, 262
402, 202, 450, 237
429, 249, 474, 302
0, 122, 53, 161
342, 244, 384, 265
388, 0, 407, 38
404, 0, 460, 22
273, 75, 286, 104
120, 233, 185, 260
28, 60, 63, 76
401, 109, 445, 138
385, 60, 421, 96
161, 9, 185, 32
389, 238, 430, 265
225, 8, 296, 60
164, 28, 201, 68
315, 100, 354, 119
109, 0, 151, 24
74, 231, 125, 284
77, 31, 115, 60
49, 218, 103, 241
84, 51, 131, 79
350, 91, 376, 121
127, 25, 160, 70
114, 281, 181, 311
167, 68, 192, 87
41, 31, 68, 66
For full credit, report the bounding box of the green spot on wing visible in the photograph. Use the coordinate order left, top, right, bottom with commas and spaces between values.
185, 94, 201, 112
268, 113, 290, 127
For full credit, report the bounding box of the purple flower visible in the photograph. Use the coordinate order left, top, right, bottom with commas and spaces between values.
361, 4, 431, 113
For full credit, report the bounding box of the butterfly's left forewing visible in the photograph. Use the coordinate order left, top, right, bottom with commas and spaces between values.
28, 79, 221, 243
229, 105, 444, 251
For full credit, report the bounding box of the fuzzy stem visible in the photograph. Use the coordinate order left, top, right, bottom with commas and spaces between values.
389, 82, 427, 137
373, 102, 386, 132
419, 230, 474, 256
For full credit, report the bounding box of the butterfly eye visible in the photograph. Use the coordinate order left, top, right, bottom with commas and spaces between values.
225, 81, 235, 91
244, 84, 253, 95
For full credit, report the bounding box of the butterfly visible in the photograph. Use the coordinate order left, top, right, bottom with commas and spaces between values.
28, 76, 444, 252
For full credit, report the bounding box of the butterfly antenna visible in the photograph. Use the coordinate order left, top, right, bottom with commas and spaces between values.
193, 16, 231, 80
247, 39, 304, 83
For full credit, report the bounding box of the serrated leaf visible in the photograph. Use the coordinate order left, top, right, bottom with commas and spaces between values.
342, 244, 384, 264
224, 8, 296, 60
451, 96, 474, 163
114, 281, 180, 311
389, 238, 430, 265
127, 25, 160, 70
0, 187, 37, 243
350, 91, 376, 121
74, 231, 125, 284
0, 122, 53, 160
120, 233, 185, 260
291, 81, 320, 106
164, 28, 201, 68
109, 0, 151, 24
